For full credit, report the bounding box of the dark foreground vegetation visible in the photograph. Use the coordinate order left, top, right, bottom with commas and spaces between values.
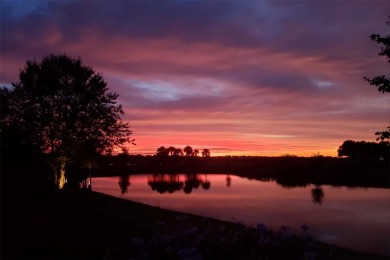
2, 155, 389, 259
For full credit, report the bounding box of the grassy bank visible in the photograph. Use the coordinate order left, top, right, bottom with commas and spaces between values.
2, 185, 388, 259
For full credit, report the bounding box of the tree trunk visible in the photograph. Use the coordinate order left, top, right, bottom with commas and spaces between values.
50, 157, 67, 189
58, 161, 66, 189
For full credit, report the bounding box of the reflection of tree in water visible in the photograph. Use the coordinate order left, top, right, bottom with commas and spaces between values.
201, 173, 211, 190
147, 174, 183, 194
226, 175, 232, 187
311, 185, 325, 205
118, 175, 131, 194
183, 174, 202, 194
147, 174, 211, 194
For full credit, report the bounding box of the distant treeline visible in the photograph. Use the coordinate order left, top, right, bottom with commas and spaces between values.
155, 146, 210, 157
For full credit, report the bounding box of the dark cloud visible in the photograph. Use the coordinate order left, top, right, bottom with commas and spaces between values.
1, 1, 388, 87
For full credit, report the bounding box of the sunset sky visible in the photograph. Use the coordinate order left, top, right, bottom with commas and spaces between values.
1, 1, 389, 156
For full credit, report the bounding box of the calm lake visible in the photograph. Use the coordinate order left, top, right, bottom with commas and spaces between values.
92, 174, 390, 256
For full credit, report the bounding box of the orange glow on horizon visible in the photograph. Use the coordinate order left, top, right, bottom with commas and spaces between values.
123, 133, 341, 157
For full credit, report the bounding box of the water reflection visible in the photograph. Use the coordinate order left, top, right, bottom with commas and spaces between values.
147, 174, 212, 194
183, 174, 202, 194
202, 174, 211, 190
311, 185, 325, 205
147, 174, 183, 194
226, 174, 232, 187
125, 173, 327, 205
118, 174, 131, 194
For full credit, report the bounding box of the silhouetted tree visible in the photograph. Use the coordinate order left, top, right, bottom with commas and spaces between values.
0, 54, 133, 189
338, 140, 389, 160
193, 149, 199, 157
174, 148, 183, 156
156, 146, 169, 156
201, 148, 211, 157
364, 16, 389, 141
338, 140, 357, 158
364, 17, 390, 93
167, 146, 176, 156
156, 145, 204, 157
184, 146, 193, 156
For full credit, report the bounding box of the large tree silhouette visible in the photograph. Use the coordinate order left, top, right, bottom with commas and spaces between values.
0, 54, 133, 189
364, 16, 390, 141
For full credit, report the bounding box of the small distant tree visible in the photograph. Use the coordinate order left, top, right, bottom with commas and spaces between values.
193, 149, 199, 157
167, 146, 176, 156
364, 16, 390, 141
156, 146, 169, 156
0, 54, 134, 189
201, 148, 211, 157
174, 148, 183, 156
183, 146, 193, 156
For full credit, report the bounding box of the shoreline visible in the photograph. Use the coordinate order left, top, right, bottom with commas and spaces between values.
2, 185, 388, 259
